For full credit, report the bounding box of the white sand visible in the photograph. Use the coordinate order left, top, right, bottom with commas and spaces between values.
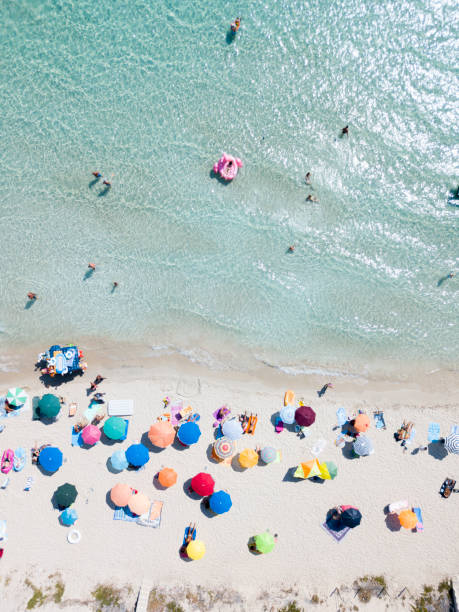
0, 341, 458, 610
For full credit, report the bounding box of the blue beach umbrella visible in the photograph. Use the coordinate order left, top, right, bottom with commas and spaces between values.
60, 508, 78, 526
38, 447, 63, 472
125, 443, 150, 467
221, 418, 243, 440
110, 450, 128, 471
177, 421, 201, 446
279, 405, 295, 425
209, 490, 232, 515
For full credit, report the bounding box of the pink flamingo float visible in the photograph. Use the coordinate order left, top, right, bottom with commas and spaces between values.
213, 153, 243, 181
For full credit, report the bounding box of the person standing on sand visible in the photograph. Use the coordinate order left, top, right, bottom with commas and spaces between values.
318, 382, 333, 398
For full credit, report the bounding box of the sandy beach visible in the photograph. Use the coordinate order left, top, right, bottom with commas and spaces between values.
0, 340, 457, 610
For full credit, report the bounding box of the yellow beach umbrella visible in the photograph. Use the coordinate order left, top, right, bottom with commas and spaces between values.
238, 448, 259, 469
187, 539, 206, 560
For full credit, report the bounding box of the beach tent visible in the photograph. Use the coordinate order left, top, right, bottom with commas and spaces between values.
158, 468, 177, 488
213, 437, 235, 459
38, 394, 61, 418
191, 473, 215, 496
444, 433, 459, 455
38, 447, 63, 472
110, 450, 128, 471
295, 406, 316, 427
209, 490, 232, 514
128, 493, 150, 516
340, 506, 362, 528
399, 509, 417, 529
148, 421, 175, 448
55, 483, 78, 508
125, 443, 150, 467
279, 405, 295, 425
294, 458, 337, 480
81, 425, 101, 446
354, 414, 370, 433
221, 418, 243, 440
353, 435, 374, 456
320, 461, 338, 480
254, 532, 275, 554
177, 421, 201, 446
260, 447, 277, 464
238, 448, 259, 469
187, 539, 206, 560
60, 508, 78, 526
6, 387, 28, 408
103, 417, 126, 440
110, 483, 132, 507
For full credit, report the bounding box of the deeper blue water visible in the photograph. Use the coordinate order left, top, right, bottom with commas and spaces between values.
0, 0, 458, 374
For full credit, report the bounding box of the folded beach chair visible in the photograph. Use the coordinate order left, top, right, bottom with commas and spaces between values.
427, 423, 441, 443
373, 411, 386, 430
247, 414, 257, 435
413, 507, 423, 533
137, 501, 163, 528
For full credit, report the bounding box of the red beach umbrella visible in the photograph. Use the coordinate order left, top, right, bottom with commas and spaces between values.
191, 472, 215, 496
295, 406, 316, 427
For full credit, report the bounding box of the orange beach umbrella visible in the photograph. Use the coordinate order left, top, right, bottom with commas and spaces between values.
354, 414, 370, 433
128, 493, 150, 516
158, 467, 177, 488
148, 421, 175, 448
110, 483, 132, 507
399, 509, 417, 529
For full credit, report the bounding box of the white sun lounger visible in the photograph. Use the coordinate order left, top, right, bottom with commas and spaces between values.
108, 400, 134, 417
135, 579, 152, 612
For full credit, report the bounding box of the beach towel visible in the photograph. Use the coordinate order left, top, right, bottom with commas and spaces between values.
321, 521, 350, 542
413, 507, 424, 533
428, 423, 440, 443
113, 506, 138, 522
404, 427, 416, 446
71, 427, 84, 447
374, 412, 386, 430
213, 407, 231, 428
136, 501, 163, 528
0, 396, 30, 419
169, 401, 183, 426
336, 407, 347, 427
182, 525, 196, 547
84, 401, 104, 422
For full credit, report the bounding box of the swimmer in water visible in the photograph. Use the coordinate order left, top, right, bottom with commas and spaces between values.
306, 194, 319, 202
231, 17, 241, 33
92, 171, 102, 179
305, 172, 311, 185
27, 292, 38, 301
341, 125, 349, 136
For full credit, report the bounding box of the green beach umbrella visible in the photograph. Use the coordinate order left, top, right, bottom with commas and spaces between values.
6, 387, 28, 407
38, 394, 61, 418
54, 483, 78, 508
103, 417, 126, 440
254, 532, 275, 554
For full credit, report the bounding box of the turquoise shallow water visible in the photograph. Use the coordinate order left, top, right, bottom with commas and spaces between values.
0, 0, 458, 374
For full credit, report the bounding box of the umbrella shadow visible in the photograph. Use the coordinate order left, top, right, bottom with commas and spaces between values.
100, 432, 117, 447
140, 431, 164, 454
384, 512, 401, 532
206, 443, 219, 464
200, 497, 216, 518
105, 457, 124, 474
428, 441, 448, 460
341, 442, 359, 460
36, 464, 59, 477
171, 437, 188, 452
231, 455, 246, 473
152, 473, 168, 491
282, 467, 302, 482
182, 478, 201, 500
247, 537, 261, 555
179, 546, 193, 562
39, 370, 82, 389
105, 490, 117, 510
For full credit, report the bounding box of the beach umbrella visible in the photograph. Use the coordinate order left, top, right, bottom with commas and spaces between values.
254, 532, 275, 554
319, 461, 338, 480
399, 509, 417, 529
158, 467, 177, 488
354, 414, 370, 433
110, 450, 128, 471
6, 387, 28, 408
103, 417, 126, 440
294, 458, 322, 479
125, 443, 150, 467
295, 406, 316, 427
110, 483, 132, 507
213, 437, 235, 459
191, 473, 215, 496
177, 421, 201, 446
148, 421, 175, 448
444, 433, 459, 455
128, 493, 150, 516
187, 539, 206, 560
340, 507, 362, 528
38, 394, 61, 418
353, 435, 374, 456
279, 405, 295, 425
81, 424, 101, 446
60, 508, 78, 526
260, 447, 277, 464
209, 490, 232, 514
38, 447, 63, 472
221, 418, 243, 440
238, 448, 259, 469
55, 483, 78, 508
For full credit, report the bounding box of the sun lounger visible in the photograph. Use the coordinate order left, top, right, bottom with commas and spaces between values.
388, 500, 409, 514
247, 415, 257, 434
108, 400, 134, 417
373, 411, 386, 430
68, 402, 77, 417
413, 507, 423, 532
137, 501, 163, 528
428, 423, 441, 443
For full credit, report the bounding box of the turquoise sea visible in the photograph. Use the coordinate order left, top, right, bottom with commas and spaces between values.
0, 0, 458, 375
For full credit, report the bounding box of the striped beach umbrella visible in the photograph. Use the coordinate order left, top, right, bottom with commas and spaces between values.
279, 405, 295, 425
213, 437, 235, 459
353, 435, 374, 456
444, 434, 459, 455
260, 447, 277, 464
6, 387, 28, 408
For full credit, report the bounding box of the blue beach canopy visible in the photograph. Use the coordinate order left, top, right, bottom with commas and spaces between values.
38, 447, 63, 472
125, 443, 149, 467
110, 449, 128, 471
60, 507, 78, 526
177, 421, 201, 446
209, 490, 232, 514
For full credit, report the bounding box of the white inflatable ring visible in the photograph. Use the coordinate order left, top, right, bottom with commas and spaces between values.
67, 529, 81, 544
65, 350, 73, 359
48, 357, 56, 366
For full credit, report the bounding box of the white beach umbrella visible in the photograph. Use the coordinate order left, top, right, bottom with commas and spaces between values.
353, 435, 374, 457
444, 434, 459, 455
279, 405, 295, 425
